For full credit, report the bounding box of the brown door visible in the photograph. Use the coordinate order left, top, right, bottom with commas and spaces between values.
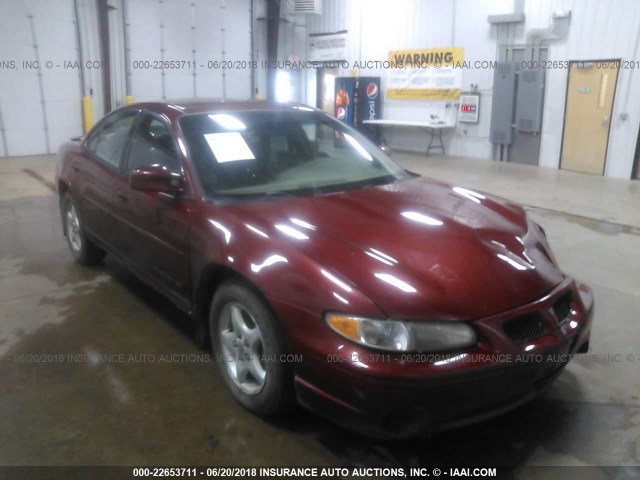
560, 60, 619, 175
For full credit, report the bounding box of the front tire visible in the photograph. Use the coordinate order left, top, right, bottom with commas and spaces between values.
209, 281, 293, 416
61, 193, 105, 265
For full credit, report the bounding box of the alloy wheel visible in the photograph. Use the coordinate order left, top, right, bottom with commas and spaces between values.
66, 204, 82, 253
218, 302, 267, 395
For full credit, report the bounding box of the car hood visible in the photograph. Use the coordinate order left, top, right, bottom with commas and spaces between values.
224, 177, 564, 320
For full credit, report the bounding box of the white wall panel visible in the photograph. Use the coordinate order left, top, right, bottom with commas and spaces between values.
130, 71, 164, 102
0, 14, 32, 45
194, 54, 224, 98
0, 68, 41, 101
3, 101, 48, 156
225, 0, 252, 99
0, 0, 82, 157
128, 0, 162, 50
164, 71, 195, 99
33, 6, 82, 151
126, 0, 252, 102
5, 130, 47, 157
0, 0, 27, 16
193, 4, 223, 49
193, 3, 223, 98
107, 0, 127, 110
162, 2, 194, 54
127, 0, 164, 101
161, 1, 196, 99
3, 100, 43, 129
33, 17, 77, 49
45, 100, 82, 129
225, 69, 252, 99
29, 0, 76, 20
74, 0, 104, 120
0, 111, 5, 156
0, 5, 44, 157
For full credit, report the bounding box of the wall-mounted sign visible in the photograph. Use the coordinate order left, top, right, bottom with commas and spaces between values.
308, 31, 348, 62
387, 47, 464, 100
459, 93, 480, 123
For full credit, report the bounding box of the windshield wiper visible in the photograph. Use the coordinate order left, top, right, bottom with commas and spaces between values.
258, 191, 300, 200
211, 189, 303, 203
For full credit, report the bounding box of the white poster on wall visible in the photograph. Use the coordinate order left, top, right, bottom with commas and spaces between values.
308, 31, 348, 62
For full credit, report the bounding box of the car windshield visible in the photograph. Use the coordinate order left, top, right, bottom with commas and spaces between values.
179, 109, 409, 199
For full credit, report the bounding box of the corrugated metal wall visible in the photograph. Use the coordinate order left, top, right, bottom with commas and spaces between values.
305, 0, 640, 178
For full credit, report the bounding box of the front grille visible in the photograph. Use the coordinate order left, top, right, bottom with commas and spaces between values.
552, 291, 573, 324
503, 313, 548, 344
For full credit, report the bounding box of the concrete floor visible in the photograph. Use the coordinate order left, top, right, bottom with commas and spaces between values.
1, 153, 639, 473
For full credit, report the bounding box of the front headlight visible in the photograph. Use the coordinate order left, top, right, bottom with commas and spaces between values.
325, 313, 477, 352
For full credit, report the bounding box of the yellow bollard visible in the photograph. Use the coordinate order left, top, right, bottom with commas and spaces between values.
82, 96, 93, 133
125, 95, 135, 105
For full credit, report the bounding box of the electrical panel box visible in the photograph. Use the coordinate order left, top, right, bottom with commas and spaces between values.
489, 62, 517, 144
459, 93, 480, 123
515, 69, 545, 133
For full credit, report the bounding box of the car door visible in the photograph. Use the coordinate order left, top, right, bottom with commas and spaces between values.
76, 109, 140, 249
114, 112, 192, 306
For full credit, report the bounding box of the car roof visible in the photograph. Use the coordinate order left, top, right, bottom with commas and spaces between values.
127, 99, 317, 119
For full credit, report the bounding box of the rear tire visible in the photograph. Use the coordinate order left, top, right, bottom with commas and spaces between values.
209, 281, 294, 416
61, 192, 106, 266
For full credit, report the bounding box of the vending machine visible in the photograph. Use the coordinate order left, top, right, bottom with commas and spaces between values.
334, 76, 381, 143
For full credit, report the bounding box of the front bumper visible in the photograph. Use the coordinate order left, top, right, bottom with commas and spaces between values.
277, 278, 593, 439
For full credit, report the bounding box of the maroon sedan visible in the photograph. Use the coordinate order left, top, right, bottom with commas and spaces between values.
56, 100, 593, 438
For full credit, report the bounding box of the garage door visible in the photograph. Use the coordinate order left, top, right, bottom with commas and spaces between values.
0, 0, 82, 157
126, 0, 252, 102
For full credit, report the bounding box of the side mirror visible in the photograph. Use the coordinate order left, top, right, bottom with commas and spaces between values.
129, 165, 184, 195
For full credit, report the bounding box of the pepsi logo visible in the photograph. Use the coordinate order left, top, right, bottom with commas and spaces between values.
366, 83, 378, 99
336, 107, 346, 120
